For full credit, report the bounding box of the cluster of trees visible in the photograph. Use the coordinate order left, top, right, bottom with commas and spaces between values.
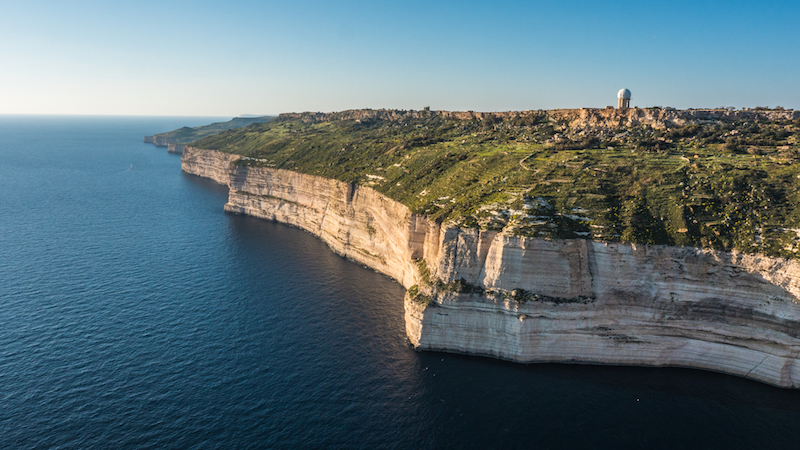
549, 136, 601, 151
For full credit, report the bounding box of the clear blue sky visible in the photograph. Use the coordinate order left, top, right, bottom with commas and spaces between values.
1, 0, 798, 116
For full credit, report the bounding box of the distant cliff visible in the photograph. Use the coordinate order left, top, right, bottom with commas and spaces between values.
181, 146, 800, 388
144, 116, 274, 152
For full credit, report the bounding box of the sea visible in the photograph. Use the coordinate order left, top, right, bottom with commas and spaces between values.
1, 115, 800, 449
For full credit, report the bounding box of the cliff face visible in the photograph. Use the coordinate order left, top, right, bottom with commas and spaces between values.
409, 232, 800, 387
181, 147, 241, 185
181, 146, 437, 288
224, 163, 434, 288
182, 146, 800, 388
167, 143, 185, 154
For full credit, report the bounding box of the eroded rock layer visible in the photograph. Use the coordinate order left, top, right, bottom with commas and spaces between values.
181, 147, 240, 185
182, 146, 800, 388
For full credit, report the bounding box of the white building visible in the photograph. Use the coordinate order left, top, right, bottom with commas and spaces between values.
617, 88, 631, 109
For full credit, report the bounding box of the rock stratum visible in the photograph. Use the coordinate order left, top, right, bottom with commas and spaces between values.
182, 146, 800, 388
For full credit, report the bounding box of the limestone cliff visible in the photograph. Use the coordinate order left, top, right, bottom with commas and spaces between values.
181, 147, 241, 185
167, 143, 185, 154
182, 146, 800, 388
408, 234, 800, 388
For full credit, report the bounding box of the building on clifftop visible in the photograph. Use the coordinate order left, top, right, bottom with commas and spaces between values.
617, 88, 631, 109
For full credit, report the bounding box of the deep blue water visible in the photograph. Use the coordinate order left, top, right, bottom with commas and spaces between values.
2, 115, 800, 449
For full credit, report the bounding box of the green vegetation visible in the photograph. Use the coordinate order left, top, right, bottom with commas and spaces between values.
154, 116, 274, 144
407, 259, 479, 306
487, 288, 595, 305
406, 285, 433, 307
414, 260, 481, 294
193, 109, 800, 258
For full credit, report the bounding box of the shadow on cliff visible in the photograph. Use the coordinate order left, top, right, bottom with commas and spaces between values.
181, 171, 230, 195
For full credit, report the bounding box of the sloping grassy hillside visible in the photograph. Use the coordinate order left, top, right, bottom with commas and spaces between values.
155, 116, 274, 144
194, 110, 800, 258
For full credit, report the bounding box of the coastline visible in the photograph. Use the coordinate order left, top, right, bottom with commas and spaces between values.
181, 145, 800, 388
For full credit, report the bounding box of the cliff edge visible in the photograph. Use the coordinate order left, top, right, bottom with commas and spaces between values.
182, 146, 800, 388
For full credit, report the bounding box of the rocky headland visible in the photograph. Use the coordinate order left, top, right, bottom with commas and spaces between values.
181, 145, 800, 388
145, 116, 273, 153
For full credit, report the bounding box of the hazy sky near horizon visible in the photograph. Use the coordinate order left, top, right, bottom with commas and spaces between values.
2, 0, 798, 116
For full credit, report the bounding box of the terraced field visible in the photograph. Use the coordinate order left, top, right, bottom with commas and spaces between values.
194, 109, 800, 257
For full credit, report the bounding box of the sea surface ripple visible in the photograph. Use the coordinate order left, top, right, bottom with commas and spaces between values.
1, 116, 800, 449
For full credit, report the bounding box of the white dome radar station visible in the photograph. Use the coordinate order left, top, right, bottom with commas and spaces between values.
617, 88, 631, 109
